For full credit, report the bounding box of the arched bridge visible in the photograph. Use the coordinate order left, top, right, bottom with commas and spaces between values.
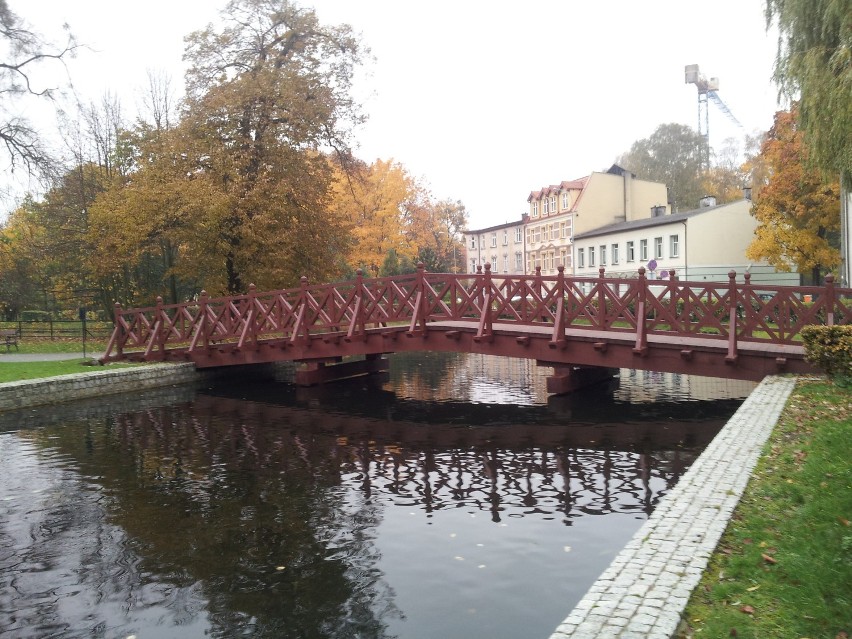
102, 264, 850, 391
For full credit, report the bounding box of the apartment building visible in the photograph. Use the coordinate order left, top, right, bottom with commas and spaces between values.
464, 215, 528, 274
525, 165, 668, 275
572, 197, 800, 285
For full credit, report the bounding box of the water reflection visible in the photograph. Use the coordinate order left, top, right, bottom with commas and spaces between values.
0, 354, 755, 639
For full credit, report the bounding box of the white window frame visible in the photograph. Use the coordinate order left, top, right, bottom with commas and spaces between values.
640, 239, 648, 261
515, 227, 522, 243
491, 233, 497, 248
562, 192, 569, 209
577, 248, 585, 268
589, 246, 596, 267
532, 201, 539, 218
611, 243, 619, 265
654, 236, 663, 259
670, 234, 679, 258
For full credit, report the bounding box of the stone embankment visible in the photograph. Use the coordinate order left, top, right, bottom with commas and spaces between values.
0, 363, 201, 412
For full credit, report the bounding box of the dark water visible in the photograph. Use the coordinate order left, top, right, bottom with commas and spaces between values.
0, 352, 755, 639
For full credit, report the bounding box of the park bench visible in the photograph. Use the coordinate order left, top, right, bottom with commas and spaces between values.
1, 329, 18, 352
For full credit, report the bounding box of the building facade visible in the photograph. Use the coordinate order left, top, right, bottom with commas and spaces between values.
525, 165, 669, 276
464, 216, 528, 274
571, 198, 800, 285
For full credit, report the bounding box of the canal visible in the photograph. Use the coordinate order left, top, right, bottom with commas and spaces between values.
0, 352, 756, 639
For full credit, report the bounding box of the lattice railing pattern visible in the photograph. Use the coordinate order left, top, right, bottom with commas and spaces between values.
104, 264, 851, 360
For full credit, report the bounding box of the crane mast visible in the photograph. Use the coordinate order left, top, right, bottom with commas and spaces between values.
684, 64, 743, 170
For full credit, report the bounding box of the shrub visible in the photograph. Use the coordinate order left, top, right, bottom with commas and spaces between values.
20, 310, 51, 322
801, 325, 852, 385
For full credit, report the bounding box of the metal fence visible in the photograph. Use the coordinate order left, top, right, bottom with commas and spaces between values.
0, 320, 114, 341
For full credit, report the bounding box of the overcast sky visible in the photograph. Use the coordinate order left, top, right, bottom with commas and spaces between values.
16, 0, 783, 229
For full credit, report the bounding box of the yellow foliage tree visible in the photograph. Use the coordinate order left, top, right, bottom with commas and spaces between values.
329, 158, 416, 275
746, 107, 841, 284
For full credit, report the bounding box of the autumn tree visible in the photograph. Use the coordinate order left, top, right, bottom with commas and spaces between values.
616, 123, 706, 212
766, 0, 852, 285
406, 196, 467, 272
179, 0, 367, 293
746, 107, 840, 284
329, 158, 415, 275
0, 1, 77, 190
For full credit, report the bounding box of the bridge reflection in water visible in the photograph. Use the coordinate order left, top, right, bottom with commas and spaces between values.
0, 354, 755, 639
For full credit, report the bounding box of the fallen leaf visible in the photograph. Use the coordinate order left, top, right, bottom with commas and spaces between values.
838, 518, 850, 527
761, 553, 777, 565
747, 585, 760, 592
740, 605, 755, 615
836, 632, 848, 639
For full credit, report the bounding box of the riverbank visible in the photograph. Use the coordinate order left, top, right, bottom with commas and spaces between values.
549, 375, 850, 639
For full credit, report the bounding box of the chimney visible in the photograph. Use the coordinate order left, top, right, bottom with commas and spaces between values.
651, 204, 666, 217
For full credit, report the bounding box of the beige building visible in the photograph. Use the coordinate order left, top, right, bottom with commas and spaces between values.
464, 216, 528, 274
572, 197, 800, 285
525, 165, 668, 275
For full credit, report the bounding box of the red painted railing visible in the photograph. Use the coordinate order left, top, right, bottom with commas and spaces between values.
103, 264, 851, 362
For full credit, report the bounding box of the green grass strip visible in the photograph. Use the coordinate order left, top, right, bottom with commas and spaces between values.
0, 360, 135, 382
677, 378, 852, 638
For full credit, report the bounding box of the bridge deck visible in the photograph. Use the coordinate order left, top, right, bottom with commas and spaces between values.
101, 265, 848, 386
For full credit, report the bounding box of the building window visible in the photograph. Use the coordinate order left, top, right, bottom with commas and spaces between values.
600, 245, 607, 266
552, 225, 559, 240
670, 234, 679, 258
491, 254, 497, 267
515, 227, 522, 243
654, 236, 663, 259
589, 246, 595, 267
515, 252, 523, 270
562, 192, 570, 209
503, 255, 509, 272
549, 196, 556, 214
640, 239, 648, 261
611, 244, 619, 265
533, 227, 541, 243
469, 236, 476, 249
532, 201, 539, 217
626, 241, 635, 262
491, 233, 497, 248
470, 259, 477, 272
543, 198, 549, 215
502, 230, 508, 245
577, 248, 585, 268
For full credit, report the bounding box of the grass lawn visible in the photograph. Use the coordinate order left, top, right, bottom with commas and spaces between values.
4, 338, 110, 354
676, 378, 852, 639
0, 359, 136, 382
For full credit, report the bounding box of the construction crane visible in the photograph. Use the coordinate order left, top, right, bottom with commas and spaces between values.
685, 64, 743, 170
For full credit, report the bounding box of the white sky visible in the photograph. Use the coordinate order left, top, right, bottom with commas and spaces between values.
15, 0, 783, 229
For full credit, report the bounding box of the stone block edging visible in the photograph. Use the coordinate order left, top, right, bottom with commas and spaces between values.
0, 363, 200, 412
549, 375, 797, 639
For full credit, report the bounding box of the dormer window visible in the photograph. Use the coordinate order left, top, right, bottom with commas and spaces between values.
549, 195, 556, 214
532, 201, 539, 218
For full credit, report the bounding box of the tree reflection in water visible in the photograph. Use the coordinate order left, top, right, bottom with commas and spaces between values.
0, 361, 751, 639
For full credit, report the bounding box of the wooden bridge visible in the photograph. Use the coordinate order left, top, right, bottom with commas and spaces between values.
102, 264, 850, 392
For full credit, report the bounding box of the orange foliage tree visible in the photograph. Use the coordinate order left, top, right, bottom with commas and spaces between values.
746, 107, 841, 284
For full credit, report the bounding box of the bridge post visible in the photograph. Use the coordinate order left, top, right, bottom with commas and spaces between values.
407, 262, 428, 336
474, 263, 493, 342
597, 267, 607, 329
348, 269, 367, 341
725, 270, 739, 363
825, 273, 836, 325
549, 266, 566, 348
106, 302, 123, 358
633, 267, 648, 355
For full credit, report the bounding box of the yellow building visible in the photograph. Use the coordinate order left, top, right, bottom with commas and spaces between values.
525, 165, 668, 275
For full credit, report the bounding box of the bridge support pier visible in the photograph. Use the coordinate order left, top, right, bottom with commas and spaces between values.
543, 364, 619, 394
294, 354, 390, 386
